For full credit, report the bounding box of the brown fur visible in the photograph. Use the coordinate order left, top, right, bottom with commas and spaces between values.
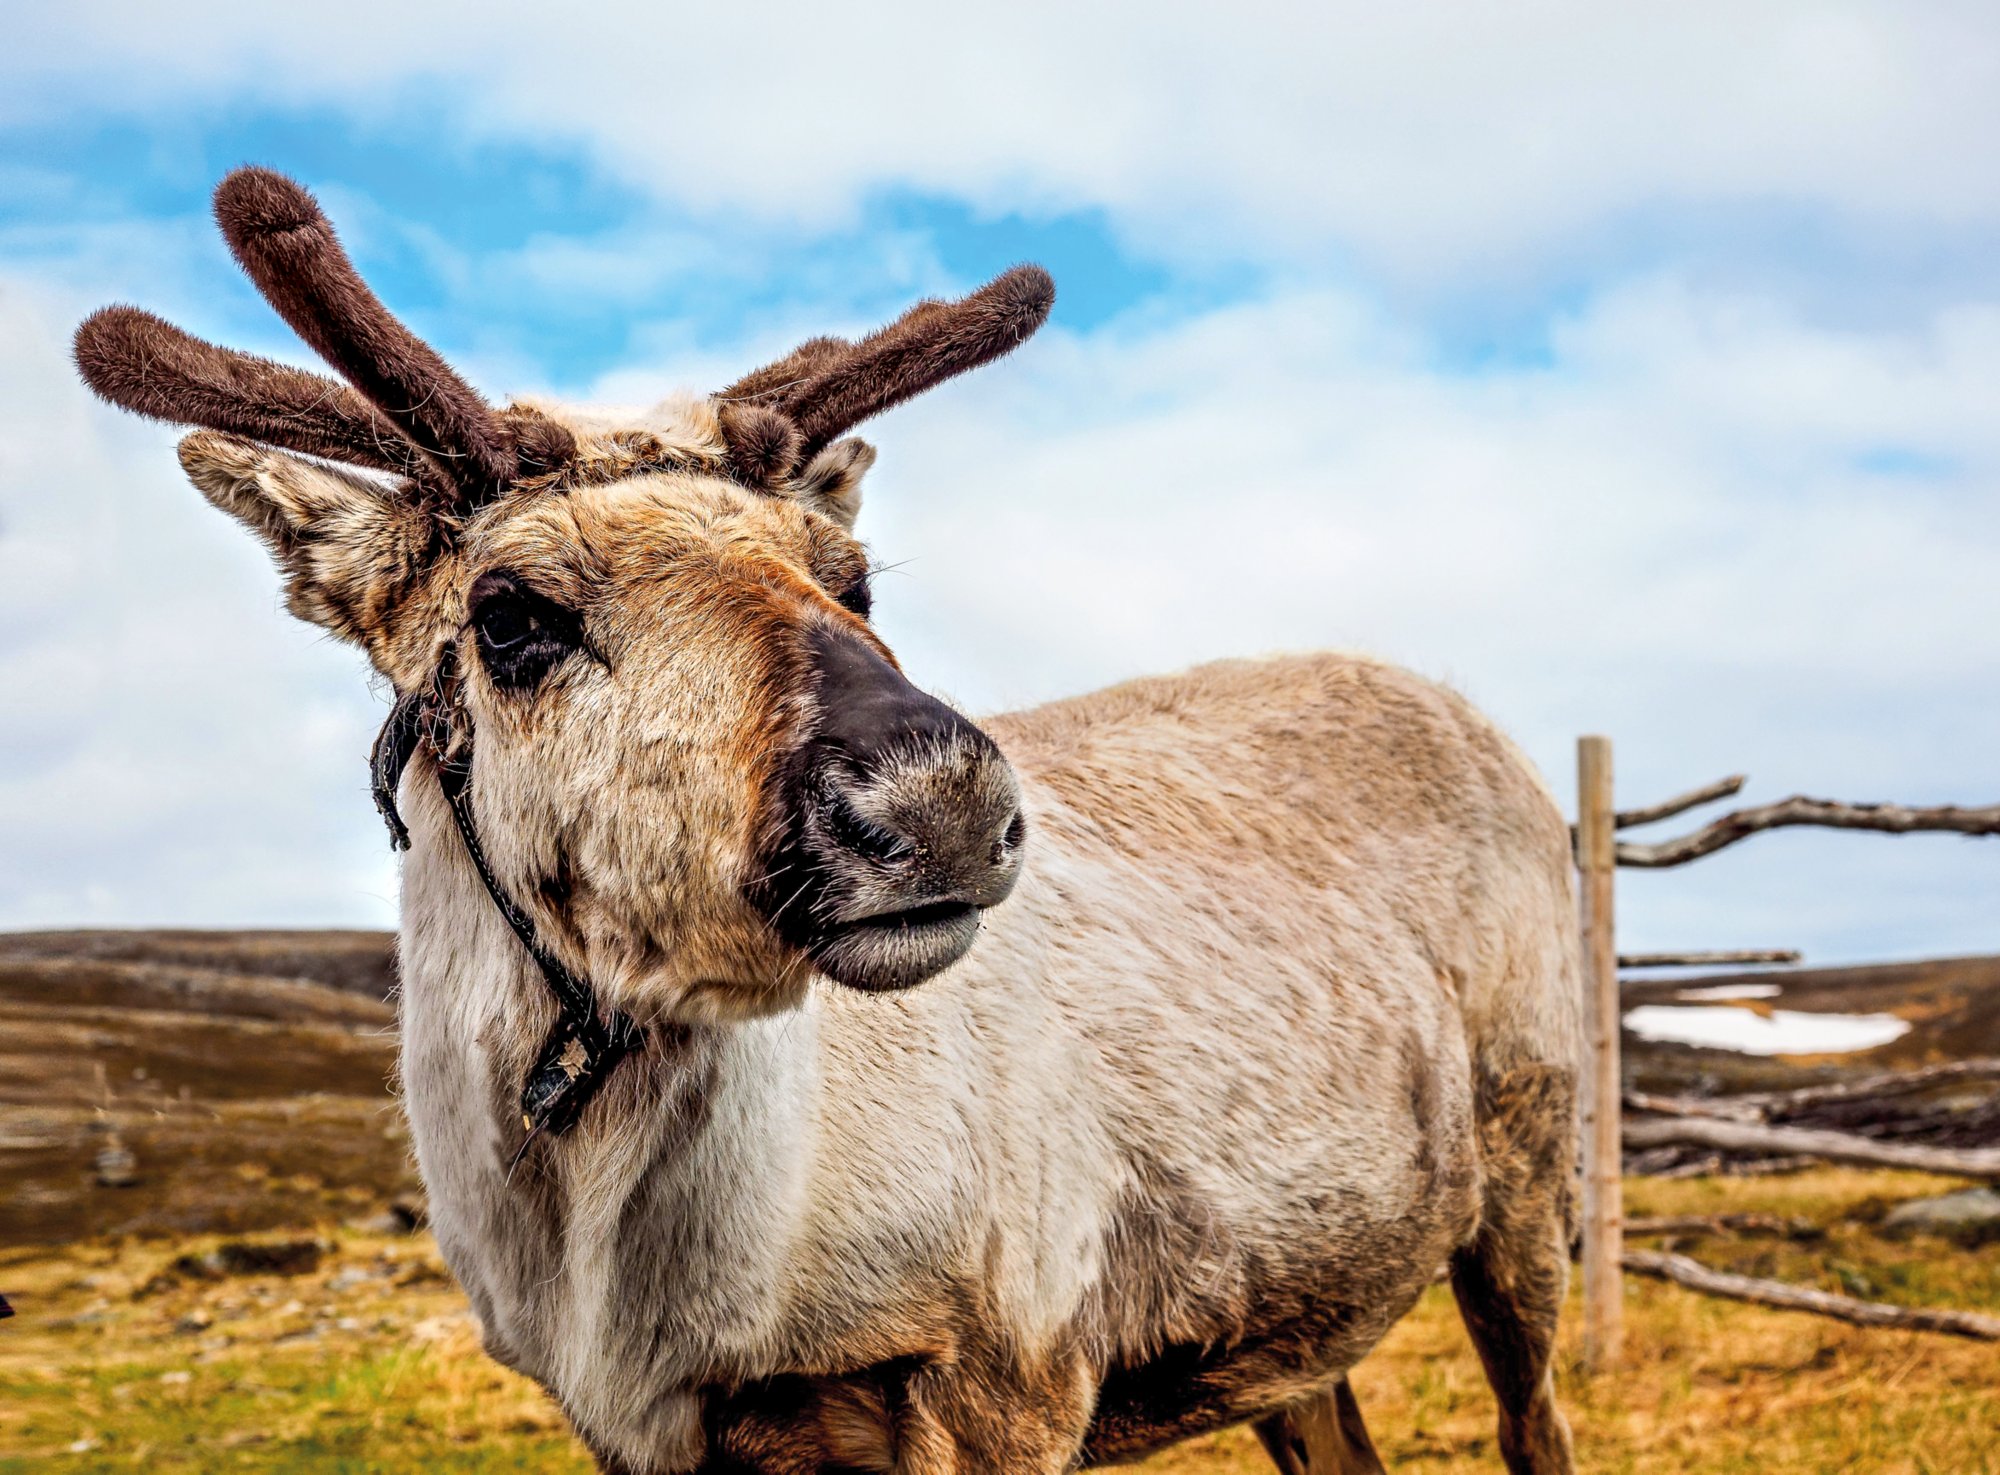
715, 402, 805, 491
1449, 1065, 1578, 1474
72, 306, 434, 482
1255, 1381, 1387, 1475
77, 171, 1581, 1475
721, 266, 1054, 462
212, 168, 526, 502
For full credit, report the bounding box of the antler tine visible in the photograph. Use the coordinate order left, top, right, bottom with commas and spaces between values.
74, 306, 437, 483
721, 335, 854, 405
213, 168, 521, 504
723, 268, 1054, 466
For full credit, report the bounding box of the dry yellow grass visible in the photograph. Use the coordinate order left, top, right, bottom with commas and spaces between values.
2, 1168, 1994, 1474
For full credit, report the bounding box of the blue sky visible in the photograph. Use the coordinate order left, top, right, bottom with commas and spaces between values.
0, 97, 1211, 386
3, 3, 1998, 966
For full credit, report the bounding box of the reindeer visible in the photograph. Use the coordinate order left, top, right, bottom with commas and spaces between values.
76, 169, 1582, 1475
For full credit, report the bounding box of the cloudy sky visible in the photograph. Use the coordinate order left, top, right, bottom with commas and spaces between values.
3, 2, 1997, 964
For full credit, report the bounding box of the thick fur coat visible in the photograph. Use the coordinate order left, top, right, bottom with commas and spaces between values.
395, 616, 1582, 1472
76, 169, 1584, 1472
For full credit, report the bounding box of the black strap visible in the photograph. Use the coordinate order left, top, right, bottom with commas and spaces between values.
370, 689, 428, 851
373, 687, 643, 1157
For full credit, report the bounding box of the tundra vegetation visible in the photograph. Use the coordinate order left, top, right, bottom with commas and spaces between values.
2, 940, 1996, 1472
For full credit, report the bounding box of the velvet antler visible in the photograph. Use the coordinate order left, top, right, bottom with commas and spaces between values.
74, 306, 434, 480
721, 267, 1054, 465
211, 169, 529, 504
77, 166, 1047, 511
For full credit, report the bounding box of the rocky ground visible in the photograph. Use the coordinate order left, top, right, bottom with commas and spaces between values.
0, 929, 408, 1248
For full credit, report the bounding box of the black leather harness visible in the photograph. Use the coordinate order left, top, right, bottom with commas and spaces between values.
371, 672, 643, 1161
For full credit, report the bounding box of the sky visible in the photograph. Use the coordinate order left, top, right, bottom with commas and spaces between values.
2, 2, 1997, 966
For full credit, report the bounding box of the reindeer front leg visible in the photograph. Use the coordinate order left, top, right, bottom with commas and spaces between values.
699, 1342, 1096, 1475
1254, 1379, 1387, 1475
891, 1344, 1097, 1474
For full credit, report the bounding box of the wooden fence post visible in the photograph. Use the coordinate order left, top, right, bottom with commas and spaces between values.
1577, 735, 1623, 1372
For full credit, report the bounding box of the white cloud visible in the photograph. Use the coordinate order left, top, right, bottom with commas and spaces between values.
11, 3, 2000, 282
850, 275, 2000, 962
8, 255, 1996, 958
0, 279, 397, 926
4, 2, 1998, 960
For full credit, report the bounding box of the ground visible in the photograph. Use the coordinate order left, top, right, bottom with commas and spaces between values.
2, 932, 1996, 1472
3, 1167, 1995, 1473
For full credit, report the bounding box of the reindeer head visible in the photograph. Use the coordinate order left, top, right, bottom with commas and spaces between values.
76, 169, 1050, 1021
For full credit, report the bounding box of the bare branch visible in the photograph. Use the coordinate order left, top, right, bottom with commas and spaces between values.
1618, 949, 1801, 968
1570, 774, 1747, 851
1615, 796, 2000, 868
1640, 1152, 1823, 1180
1626, 1212, 1818, 1239
1624, 1250, 2000, 1340
1622, 1116, 2000, 1181
1616, 774, 1746, 829
1623, 1091, 1765, 1124
1736, 1059, 2000, 1112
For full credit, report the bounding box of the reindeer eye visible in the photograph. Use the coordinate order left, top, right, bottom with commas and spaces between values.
836, 574, 873, 620
478, 599, 536, 650
469, 572, 583, 692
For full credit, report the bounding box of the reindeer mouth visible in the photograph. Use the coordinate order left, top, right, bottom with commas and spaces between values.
808, 899, 985, 993
748, 624, 1026, 996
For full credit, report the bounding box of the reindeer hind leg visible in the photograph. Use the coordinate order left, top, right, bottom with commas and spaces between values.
1449, 1063, 1578, 1475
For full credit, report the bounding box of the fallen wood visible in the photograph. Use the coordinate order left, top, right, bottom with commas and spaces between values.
1619, 948, 1801, 968
1623, 1249, 2000, 1341
1626, 1212, 1818, 1239
1624, 1090, 1764, 1123
1648, 1152, 1726, 1181
1614, 796, 2000, 868
1788, 1096, 2000, 1152
1626, 1065, 2000, 1149
1738, 1058, 2000, 1112
1622, 1116, 2000, 1181
1721, 1155, 1820, 1178
1624, 1145, 1692, 1177
1640, 1153, 1820, 1180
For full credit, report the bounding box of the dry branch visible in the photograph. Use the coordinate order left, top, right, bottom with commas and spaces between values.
1618, 948, 1801, 968
1646, 1152, 1726, 1180
1626, 1212, 1818, 1239
1642, 1153, 1823, 1180
1628, 1066, 2000, 1153
1623, 1090, 1764, 1123
1615, 774, 1746, 829
1737, 1059, 2000, 1112
1622, 1116, 2000, 1181
1615, 796, 2000, 868
1568, 774, 1745, 850
1623, 1250, 2000, 1340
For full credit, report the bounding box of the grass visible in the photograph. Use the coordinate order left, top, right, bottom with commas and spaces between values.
2, 1169, 1995, 1474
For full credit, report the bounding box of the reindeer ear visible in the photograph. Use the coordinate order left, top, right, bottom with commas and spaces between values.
790, 437, 876, 531
178, 430, 435, 658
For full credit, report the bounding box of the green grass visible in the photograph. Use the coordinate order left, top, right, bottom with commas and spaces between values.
3, 1169, 1996, 1473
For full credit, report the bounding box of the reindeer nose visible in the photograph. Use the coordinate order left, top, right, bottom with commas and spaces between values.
812, 738, 1026, 910
800, 624, 1025, 912
758, 624, 1027, 992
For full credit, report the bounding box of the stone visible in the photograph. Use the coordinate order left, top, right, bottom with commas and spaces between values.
93, 1139, 138, 1188
1881, 1187, 2000, 1247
